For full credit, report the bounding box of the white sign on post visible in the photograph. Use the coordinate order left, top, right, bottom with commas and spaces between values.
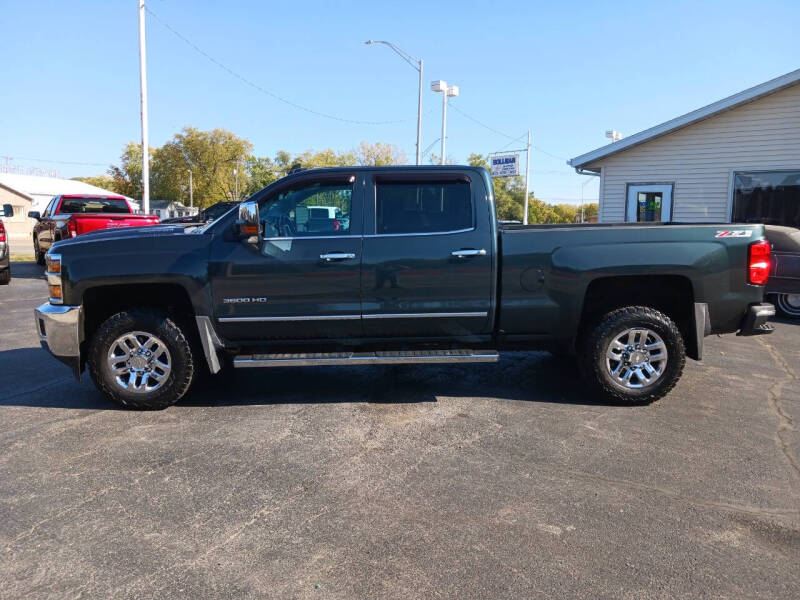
490, 154, 520, 177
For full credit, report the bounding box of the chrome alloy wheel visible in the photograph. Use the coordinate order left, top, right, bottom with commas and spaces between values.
605, 328, 668, 389
107, 331, 172, 393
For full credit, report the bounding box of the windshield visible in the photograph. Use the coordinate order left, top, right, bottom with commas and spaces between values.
59, 197, 130, 214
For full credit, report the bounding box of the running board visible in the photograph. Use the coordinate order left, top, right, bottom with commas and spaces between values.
233, 349, 499, 368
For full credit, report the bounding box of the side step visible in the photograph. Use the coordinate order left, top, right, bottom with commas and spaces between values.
233, 349, 499, 368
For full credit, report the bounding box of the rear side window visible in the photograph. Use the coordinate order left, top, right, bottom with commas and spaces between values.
59, 197, 130, 214
376, 181, 472, 234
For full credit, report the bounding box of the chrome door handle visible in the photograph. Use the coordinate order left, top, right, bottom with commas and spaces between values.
451, 249, 487, 258
320, 252, 356, 261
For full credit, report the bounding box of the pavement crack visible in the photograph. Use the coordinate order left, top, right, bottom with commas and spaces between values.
757, 337, 800, 484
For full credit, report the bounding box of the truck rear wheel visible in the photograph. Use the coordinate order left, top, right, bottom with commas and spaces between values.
579, 306, 685, 404
88, 309, 195, 409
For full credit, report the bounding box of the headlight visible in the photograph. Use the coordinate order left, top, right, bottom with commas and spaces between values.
45, 253, 63, 304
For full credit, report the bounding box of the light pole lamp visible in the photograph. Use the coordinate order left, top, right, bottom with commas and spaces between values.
365, 40, 423, 165
431, 80, 458, 165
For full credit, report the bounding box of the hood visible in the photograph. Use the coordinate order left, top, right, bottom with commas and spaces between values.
53, 224, 190, 249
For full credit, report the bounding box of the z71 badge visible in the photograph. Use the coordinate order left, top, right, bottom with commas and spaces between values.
715, 230, 753, 238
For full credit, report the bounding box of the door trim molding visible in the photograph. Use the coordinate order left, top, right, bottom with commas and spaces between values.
363, 312, 488, 319
219, 314, 361, 322
218, 311, 489, 323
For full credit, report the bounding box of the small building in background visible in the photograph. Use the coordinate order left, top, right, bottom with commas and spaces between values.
568, 69, 800, 226
148, 200, 198, 220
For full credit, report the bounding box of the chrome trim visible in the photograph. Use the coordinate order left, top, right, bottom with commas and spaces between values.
364, 227, 474, 238
234, 350, 499, 368
35, 303, 81, 358
362, 312, 487, 319
219, 314, 361, 323
45, 272, 62, 285
451, 249, 487, 257
320, 252, 356, 261
262, 234, 361, 241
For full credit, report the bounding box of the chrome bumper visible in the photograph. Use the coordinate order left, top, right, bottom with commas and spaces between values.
34, 303, 82, 379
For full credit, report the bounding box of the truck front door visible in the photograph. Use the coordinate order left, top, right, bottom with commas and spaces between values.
361, 173, 494, 338
209, 173, 363, 341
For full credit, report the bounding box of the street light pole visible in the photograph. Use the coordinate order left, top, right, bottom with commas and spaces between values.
365, 40, 423, 165
137, 0, 149, 214
523, 130, 531, 225
431, 80, 459, 166
187, 169, 193, 208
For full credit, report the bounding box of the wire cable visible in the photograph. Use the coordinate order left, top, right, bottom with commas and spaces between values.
145, 7, 407, 126
1, 155, 109, 167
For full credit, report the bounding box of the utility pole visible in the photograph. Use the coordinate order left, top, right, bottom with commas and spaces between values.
522, 130, 531, 225
234, 163, 239, 202
137, 0, 150, 214
431, 80, 459, 166
187, 169, 193, 208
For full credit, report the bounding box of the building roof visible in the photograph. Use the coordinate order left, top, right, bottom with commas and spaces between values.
568, 68, 800, 170
0, 173, 124, 197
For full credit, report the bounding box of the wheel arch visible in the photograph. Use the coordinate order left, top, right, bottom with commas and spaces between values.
577, 274, 705, 360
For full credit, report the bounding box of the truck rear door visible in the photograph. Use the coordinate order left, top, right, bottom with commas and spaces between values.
360, 172, 494, 338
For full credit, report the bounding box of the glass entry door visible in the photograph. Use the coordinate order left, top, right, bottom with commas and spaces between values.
626, 184, 673, 222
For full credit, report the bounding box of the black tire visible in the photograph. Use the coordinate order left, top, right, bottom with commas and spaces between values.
34, 238, 45, 265
772, 293, 800, 320
88, 309, 195, 409
579, 306, 686, 405
0, 268, 9, 285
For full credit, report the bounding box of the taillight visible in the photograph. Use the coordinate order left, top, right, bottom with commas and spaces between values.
0, 221, 5, 242
748, 239, 772, 286
68, 219, 78, 238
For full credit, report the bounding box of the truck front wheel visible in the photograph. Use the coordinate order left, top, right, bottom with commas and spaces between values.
580, 306, 686, 404
88, 310, 195, 409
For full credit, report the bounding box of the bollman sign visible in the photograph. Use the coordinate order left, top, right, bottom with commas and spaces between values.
490, 154, 520, 177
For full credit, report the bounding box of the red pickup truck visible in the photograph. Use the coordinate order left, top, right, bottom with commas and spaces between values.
29, 194, 159, 264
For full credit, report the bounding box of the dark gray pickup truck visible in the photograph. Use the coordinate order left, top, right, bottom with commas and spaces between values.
35, 166, 775, 409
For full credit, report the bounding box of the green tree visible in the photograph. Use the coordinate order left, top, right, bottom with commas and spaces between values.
151, 127, 254, 208
356, 141, 407, 166
71, 174, 119, 194
108, 142, 148, 200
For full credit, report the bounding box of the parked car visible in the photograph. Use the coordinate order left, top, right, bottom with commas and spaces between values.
34, 166, 774, 410
765, 225, 800, 319
0, 204, 13, 285
28, 194, 160, 265
161, 201, 238, 226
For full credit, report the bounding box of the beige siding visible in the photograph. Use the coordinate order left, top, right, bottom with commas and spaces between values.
590, 83, 800, 223
0, 186, 34, 245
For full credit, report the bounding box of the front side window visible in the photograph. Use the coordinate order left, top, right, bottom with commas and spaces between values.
42, 198, 56, 218
259, 180, 353, 238
732, 171, 800, 227
376, 181, 472, 235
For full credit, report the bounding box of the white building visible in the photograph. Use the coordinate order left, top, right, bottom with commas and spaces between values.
568, 69, 800, 226
0, 173, 134, 245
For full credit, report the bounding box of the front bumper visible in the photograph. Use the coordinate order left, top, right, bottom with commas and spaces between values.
34, 303, 82, 379
738, 302, 775, 336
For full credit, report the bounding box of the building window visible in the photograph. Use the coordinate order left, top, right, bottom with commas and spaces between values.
10, 205, 25, 222
732, 171, 800, 228
626, 183, 673, 222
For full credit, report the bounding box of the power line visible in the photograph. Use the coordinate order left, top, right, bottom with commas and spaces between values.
448, 102, 568, 161
1, 155, 109, 167
145, 6, 407, 126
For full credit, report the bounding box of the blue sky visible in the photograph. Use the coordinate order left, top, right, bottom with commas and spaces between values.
1, 0, 798, 203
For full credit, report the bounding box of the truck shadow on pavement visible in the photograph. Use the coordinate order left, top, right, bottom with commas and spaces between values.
6, 261, 45, 279
0, 348, 624, 409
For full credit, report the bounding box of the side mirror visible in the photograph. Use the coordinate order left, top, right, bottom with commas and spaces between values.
28, 210, 41, 221
2, 204, 12, 218
236, 200, 260, 244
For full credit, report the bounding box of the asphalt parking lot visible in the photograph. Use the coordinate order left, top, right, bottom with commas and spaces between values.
1, 261, 798, 599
